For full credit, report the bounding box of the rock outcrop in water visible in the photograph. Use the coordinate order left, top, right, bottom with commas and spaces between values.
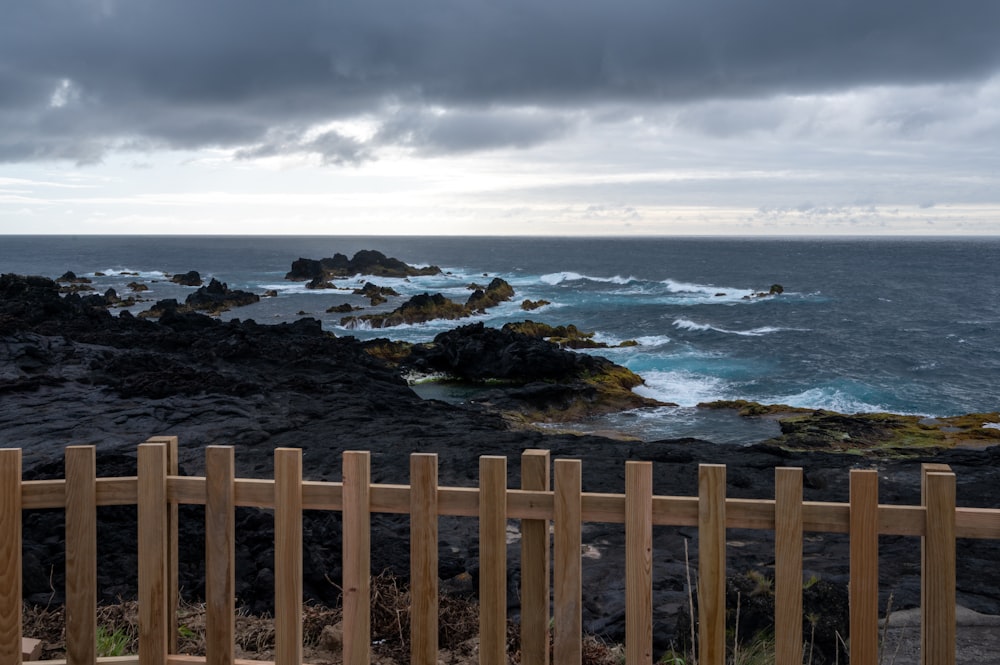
341, 278, 515, 329
286, 250, 442, 281
503, 320, 638, 349
140, 278, 261, 316
169, 270, 203, 287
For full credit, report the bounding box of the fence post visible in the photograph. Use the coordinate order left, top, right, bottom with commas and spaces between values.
65, 446, 97, 665
921, 464, 956, 665
205, 446, 235, 665
343, 451, 371, 665
0, 449, 21, 665
626, 461, 653, 665
145, 435, 179, 654
774, 467, 803, 665
699, 464, 727, 665
850, 469, 879, 665
275, 448, 303, 665
138, 442, 169, 665
521, 449, 551, 665
554, 458, 581, 665
480, 456, 508, 665
410, 453, 439, 665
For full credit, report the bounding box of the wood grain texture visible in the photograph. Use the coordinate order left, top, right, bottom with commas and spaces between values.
774, 467, 803, 665
520, 450, 551, 665
849, 469, 879, 665
138, 443, 168, 665
922, 465, 956, 665
698, 464, 726, 665
553, 459, 581, 665
342, 451, 371, 665
0, 449, 22, 665
65, 446, 97, 665
146, 436, 180, 653
205, 446, 235, 665
625, 461, 653, 665
479, 456, 507, 665
274, 448, 303, 665
410, 453, 439, 665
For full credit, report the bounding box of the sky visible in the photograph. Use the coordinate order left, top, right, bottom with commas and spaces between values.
1, 0, 999, 236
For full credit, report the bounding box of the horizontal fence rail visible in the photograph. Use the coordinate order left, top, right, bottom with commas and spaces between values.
0, 437, 990, 664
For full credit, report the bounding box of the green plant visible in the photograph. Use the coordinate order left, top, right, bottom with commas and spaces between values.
96, 625, 130, 657
658, 649, 688, 665
731, 630, 774, 665
745, 570, 774, 598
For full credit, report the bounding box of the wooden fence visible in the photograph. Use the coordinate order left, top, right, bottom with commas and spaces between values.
2, 436, 999, 665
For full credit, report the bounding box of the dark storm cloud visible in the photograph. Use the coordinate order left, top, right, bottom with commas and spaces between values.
3, 0, 999, 162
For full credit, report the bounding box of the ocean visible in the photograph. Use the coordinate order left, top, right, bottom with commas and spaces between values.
2, 235, 998, 445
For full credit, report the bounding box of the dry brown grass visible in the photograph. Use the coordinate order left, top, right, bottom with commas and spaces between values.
22, 571, 620, 664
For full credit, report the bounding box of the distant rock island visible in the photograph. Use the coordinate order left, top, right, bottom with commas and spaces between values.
286, 250, 442, 288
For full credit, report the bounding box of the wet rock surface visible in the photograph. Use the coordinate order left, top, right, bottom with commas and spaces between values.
3, 273, 1000, 658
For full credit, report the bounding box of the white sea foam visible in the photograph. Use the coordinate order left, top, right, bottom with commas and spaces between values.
662, 278, 750, 297
984, 423, 1000, 431
632, 370, 729, 407
767, 388, 889, 414
672, 318, 792, 336
540, 271, 634, 285
101, 268, 168, 280
634, 335, 672, 347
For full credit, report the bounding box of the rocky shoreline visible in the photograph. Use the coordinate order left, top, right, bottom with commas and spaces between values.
3, 271, 1000, 662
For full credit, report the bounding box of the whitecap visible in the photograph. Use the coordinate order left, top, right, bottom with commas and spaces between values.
671, 318, 796, 337
101, 268, 168, 280
633, 335, 672, 347
540, 271, 635, 285
631, 370, 729, 407
763, 388, 903, 415
662, 278, 750, 297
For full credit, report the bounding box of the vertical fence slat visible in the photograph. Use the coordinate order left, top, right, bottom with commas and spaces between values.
65, 446, 97, 665
205, 446, 235, 665
275, 448, 303, 665
138, 443, 169, 665
145, 435, 180, 654
625, 461, 653, 665
850, 469, 879, 665
554, 459, 581, 665
922, 464, 956, 665
343, 451, 371, 665
480, 456, 508, 665
521, 449, 551, 665
699, 464, 727, 665
774, 467, 803, 665
0, 449, 21, 665
411, 453, 439, 665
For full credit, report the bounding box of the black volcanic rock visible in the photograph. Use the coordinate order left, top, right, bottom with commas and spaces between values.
183, 278, 260, 313
465, 277, 515, 312
286, 250, 441, 281
170, 270, 203, 287
342, 279, 515, 329
396, 322, 663, 419
4, 272, 1000, 657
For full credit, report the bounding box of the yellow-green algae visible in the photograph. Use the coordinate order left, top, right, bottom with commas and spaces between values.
701, 400, 1000, 454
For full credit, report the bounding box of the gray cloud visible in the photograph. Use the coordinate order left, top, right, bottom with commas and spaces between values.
2, 0, 999, 162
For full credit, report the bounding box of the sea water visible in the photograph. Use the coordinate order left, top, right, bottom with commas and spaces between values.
1, 235, 997, 444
